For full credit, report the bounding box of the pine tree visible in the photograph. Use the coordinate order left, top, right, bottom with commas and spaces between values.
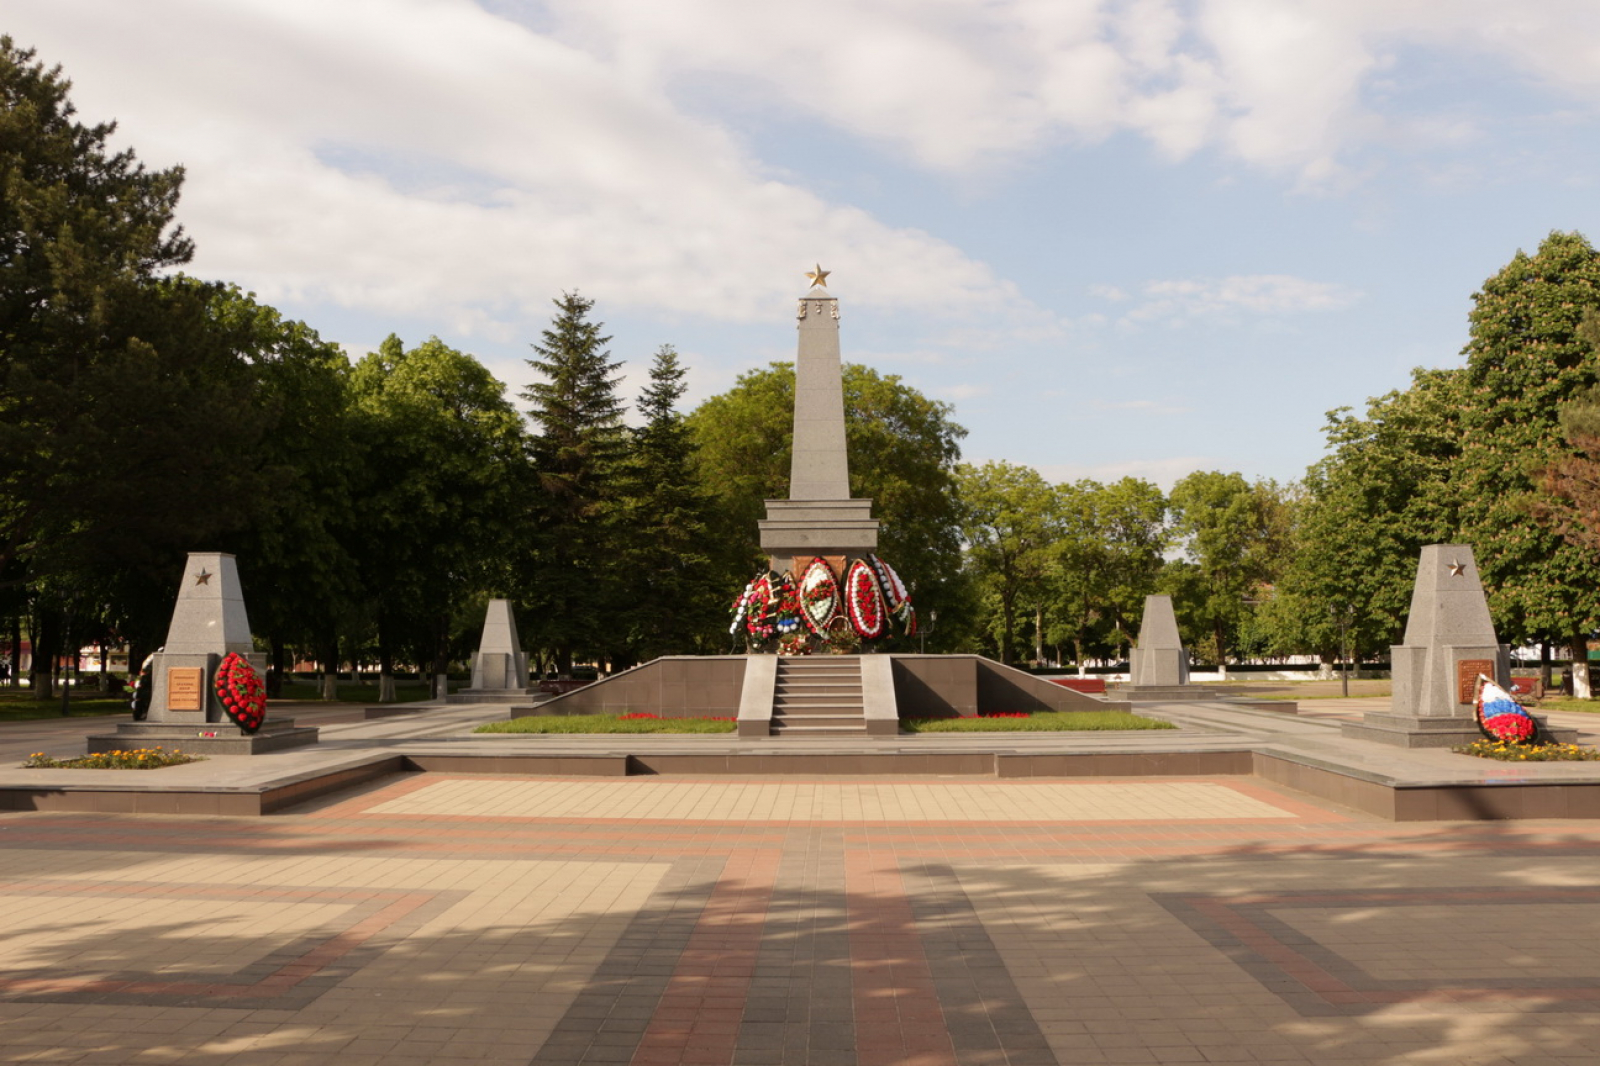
520, 293, 627, 673
615, 345, 722, 658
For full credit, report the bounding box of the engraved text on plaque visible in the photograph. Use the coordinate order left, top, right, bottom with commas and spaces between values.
167, 667, 206, 713
1457, 659, 1494, 705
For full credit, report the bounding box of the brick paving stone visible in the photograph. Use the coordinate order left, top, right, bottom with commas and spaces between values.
7, 776, 1600, 1064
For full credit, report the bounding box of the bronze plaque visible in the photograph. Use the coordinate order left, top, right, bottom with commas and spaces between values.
1457, 659, 1494, 704
167, 667, 206, 713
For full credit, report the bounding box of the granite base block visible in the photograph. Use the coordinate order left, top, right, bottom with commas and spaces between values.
87, 718, 319, 756
1342, 711, 1578, 748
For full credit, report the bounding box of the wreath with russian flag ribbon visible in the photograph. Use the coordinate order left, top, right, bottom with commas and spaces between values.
1476, 676, 1537, 744
215, 652, 267, 733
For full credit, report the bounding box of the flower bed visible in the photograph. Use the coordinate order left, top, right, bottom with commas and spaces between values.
24, 748, 202, 770
1453, 739, 1600, 762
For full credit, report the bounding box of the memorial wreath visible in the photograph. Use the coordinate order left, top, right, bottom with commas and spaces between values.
214, 652, 267, 733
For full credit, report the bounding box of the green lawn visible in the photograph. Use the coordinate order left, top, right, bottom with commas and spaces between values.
900, 711, 1175, 733
478, 714, 737, 734
1537, 696, 1600, 714
0, 689, 131, 722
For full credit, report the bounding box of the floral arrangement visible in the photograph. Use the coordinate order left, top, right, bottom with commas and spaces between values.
129, 649, 157, 721
729, 578, 756, 635
773, 574, 803, 636
215, 652, 268, 733
844, 559, 886, 639
1455, 738, 1600, 761
1475, 677, 1537, 744
798, 557, 839, 635
729, 553, 916, 651
25, 747, 201, 770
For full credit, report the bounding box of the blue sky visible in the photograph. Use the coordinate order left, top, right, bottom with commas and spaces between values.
11, 0, 1600, 487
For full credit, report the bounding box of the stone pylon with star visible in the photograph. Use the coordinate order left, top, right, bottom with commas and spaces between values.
147, 552, 263, 724
89, 551, 320, 754
1341, 544, 1514, 748
757, 265, 880, 576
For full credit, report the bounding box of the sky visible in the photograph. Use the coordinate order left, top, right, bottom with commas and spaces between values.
10, 0, 1600, 488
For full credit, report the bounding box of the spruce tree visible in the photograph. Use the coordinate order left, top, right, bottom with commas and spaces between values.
521, 293, 627, 673
616, 345, 722, 658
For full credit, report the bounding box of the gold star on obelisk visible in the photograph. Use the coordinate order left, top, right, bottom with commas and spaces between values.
805, 264, 830, 288
1448, 559, 1466, 577
195, 569, 212, 586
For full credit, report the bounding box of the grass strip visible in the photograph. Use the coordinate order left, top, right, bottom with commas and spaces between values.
900, 711, 1175, 733
478, 714, 737, 735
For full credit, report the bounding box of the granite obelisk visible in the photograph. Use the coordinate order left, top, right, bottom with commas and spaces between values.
1342, 544, 1518, 747
88, 552, 318, 755
757, 266, 879, 575
1129, 594, 1189, 687
467, 599, 531, 693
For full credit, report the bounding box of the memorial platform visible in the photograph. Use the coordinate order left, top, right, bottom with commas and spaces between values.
4, 695, 1600, 821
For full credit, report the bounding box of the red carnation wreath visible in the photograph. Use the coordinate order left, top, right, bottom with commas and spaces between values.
215, 652, 267, 733
845, 559, 887, 640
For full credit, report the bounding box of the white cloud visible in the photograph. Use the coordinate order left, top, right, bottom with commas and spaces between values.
1121, 274, 1363, 323
5, 0, 1035, 337
551, 0, 1600, 185
8, 0, 1599, 348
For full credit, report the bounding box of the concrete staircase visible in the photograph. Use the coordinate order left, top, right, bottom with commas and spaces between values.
770, 657, 867, 735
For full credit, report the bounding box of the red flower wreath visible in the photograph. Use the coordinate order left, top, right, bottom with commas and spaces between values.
215, 652, 267, 733
845, 559, 887, 640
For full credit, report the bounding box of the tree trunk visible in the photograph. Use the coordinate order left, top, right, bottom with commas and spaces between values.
1073, 636, 1085, 678
1572, 634, 1592, 699
9, 614, 20, 688
1540, 640, 1552, 689
31, 609, 56, 700
318, 636, 339, 701
998, 594, 1015, 665
268, 637, 286, 698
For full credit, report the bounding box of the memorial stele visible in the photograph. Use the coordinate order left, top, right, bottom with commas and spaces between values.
1129, 594, 1190, 687
88, 551, 318, 755
1342, 544, 1508, 748
447, 597, 535, 702
757, 265, 879, 576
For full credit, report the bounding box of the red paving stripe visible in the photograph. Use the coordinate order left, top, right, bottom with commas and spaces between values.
631, 848, 781, 1066
846, 854, 957, 1066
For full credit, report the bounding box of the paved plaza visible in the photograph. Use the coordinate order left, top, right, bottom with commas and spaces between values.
6, 768, 1600, 1066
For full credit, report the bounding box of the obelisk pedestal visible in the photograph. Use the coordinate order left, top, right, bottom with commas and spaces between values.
1342, 545, 1572, 747
89, 553, 318, 755
758, 269, 879, 576
448, 599, 538, 703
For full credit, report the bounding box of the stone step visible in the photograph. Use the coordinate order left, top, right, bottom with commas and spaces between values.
772, 709, 865, 721
771, 701, 864, 710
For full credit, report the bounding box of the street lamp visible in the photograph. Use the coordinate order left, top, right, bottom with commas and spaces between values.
920, 609, 937, 654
